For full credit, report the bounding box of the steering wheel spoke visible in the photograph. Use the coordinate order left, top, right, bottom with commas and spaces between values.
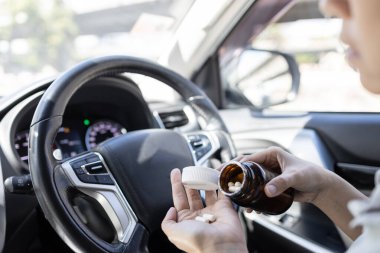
184, 130, 236, 165
61, 152, 137, 243
184, 131, 220, 165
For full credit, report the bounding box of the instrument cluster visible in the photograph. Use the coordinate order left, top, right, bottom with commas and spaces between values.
15, 118, 127, 164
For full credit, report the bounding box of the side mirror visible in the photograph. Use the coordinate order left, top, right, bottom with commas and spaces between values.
231, 47, 300, 109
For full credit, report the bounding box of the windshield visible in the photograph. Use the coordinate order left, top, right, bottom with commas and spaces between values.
0, 0, 194, 96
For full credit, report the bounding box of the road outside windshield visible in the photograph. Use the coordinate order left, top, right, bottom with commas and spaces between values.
0, 0, 194, 96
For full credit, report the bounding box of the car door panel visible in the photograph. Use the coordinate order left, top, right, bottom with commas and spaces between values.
306, 113, 380, 165
306, 113, 380, 191
245, 204, 347, 253
220, 108, 379, 252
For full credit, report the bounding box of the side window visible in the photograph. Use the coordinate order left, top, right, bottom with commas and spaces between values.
220, 1, 380, 112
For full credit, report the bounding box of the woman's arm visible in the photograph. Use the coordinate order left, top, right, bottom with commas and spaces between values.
239, 147, 367, 240
312, 171, 366, 239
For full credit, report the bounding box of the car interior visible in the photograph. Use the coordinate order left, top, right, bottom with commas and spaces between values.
0, 0, 379, 252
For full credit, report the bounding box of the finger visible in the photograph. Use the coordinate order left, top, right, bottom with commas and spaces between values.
185, 188, 203, 210
265, 173, 296, 197
240, 147, 286, 170
217, 192, 234, 210
205, 190, 218, 206
171, 169, 190, 211
232, 155, 245, 162
218, 190, 229, 200
161, 207, 178, 235
239, 148, 275, 164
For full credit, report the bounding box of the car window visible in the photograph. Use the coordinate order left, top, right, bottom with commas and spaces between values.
221, 0, 380, 113
0, 0, 194, 96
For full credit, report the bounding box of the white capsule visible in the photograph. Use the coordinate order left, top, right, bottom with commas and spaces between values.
228, 186, 240, 193
235, 181, 242, 187
228, 182, 234, 187
202, 213, 216, 222
195, 216, 209, 223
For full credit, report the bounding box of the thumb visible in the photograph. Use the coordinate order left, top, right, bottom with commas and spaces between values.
161, 207, 178, 235
265, 174, 295, 197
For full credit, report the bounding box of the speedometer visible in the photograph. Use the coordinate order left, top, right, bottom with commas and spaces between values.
85, 120, 127, 150
15, 127, 85, 164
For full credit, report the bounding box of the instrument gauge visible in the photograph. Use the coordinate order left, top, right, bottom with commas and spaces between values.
85, 120, 127, 150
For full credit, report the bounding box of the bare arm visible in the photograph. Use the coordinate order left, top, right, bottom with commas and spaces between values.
312, 171, 366, 239
239, 147, 367, 240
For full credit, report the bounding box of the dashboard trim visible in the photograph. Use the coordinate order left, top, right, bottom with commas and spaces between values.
0, 78, 53, 119
0, 92, 43, 172
0, 157, 5, 252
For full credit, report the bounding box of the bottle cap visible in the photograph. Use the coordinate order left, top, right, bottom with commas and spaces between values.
182, 166, 220, 191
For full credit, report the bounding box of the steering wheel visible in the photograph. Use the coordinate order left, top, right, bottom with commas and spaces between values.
28, 56, 235, 252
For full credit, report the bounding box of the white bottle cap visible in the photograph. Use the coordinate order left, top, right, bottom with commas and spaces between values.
182, 166, 220, 191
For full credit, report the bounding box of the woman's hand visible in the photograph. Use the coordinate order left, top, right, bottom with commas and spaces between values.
238, 147, 366, 239
237, 146, 332, 204
161, 169, 248, 253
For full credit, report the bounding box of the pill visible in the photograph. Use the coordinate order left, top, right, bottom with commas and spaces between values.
229, 186, 241, 192
195, 216, 209, 223
202, 213, 216, 222
235, 181, 242, 187
228, 182, 234, 187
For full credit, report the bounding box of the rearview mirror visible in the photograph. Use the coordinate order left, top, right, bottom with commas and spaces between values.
232, 48, 300, 109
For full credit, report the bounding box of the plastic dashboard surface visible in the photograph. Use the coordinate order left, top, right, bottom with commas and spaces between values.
0, 76, 155, 173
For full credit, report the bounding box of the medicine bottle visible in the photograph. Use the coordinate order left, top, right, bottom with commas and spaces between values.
218, 161, 294, 215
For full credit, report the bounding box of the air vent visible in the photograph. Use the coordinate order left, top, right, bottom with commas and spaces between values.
159, 110, 189, 129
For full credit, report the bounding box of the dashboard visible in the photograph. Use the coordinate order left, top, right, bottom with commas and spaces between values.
0, 76, 159, 173
15, 119, 127, 164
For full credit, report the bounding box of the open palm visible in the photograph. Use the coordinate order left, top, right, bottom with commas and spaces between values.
161, 169, 248, 253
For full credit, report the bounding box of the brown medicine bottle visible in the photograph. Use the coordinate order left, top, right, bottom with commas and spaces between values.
219, 161, 294, 215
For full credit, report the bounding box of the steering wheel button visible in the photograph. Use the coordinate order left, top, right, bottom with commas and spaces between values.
191, 140, 203, 148
70, 160, 86, 169
74, 168, 85, 175
96, 175, 114, 185
195, 150, 206, 160
83, 162, 107, 174
205, 143, 212, 152
85, 155, 100, 163
189, 135, 203, 147
78, 174, 98, 184
188, 135, 201, 142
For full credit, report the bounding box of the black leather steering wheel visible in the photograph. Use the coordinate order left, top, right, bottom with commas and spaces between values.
28, 55, 234, 252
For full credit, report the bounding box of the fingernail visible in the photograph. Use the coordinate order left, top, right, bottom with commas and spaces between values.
266, 184, 277, 196
171, 168, 180, 175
